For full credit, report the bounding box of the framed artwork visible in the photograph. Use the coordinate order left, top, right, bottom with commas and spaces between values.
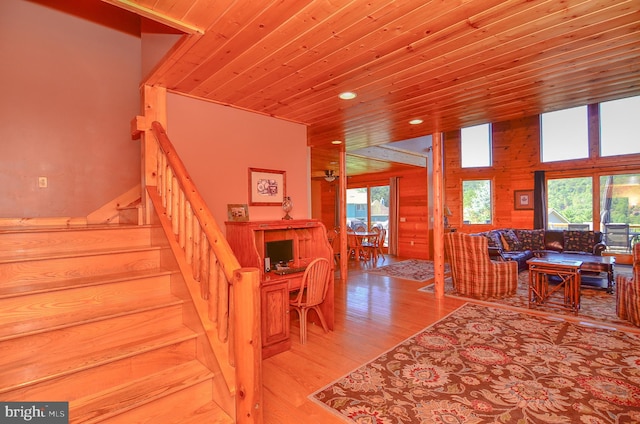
514, 190, 534, 210
227, 203, 249, 222
248, 168, 286, 206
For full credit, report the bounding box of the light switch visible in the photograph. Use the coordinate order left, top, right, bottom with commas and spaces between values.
38, 176, 48, 188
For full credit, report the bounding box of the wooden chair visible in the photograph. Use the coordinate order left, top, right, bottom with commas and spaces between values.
444, 232, 518, 297
289, 257, 332, 344
616, 243, 640, 326
327, 228, 340, 265
362, 226, 386, 263
346, 228, 366, 260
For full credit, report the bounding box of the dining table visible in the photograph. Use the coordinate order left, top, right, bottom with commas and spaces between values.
348, 231, 379, 261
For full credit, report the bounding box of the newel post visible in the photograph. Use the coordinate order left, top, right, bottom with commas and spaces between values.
131, 84, 167, 224
233, 268, 263, 423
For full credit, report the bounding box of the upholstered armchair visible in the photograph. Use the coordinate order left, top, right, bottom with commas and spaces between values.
445, 232, 518, 298
616, 243, 640, 326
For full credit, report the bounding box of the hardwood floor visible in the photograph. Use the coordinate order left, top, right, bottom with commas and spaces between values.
262, 256, 466, 423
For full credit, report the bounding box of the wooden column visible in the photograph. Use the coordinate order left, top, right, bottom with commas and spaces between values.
432, 132, 445, 298
139, 84, 167, 224
339, 150, 348, 281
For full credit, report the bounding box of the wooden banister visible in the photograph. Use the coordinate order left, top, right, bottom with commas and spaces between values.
147, 121, 263, 423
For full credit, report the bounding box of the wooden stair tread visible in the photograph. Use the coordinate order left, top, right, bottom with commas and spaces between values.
0, 244, 164, 263
0, 268, 177, 299
0, 291, 183, 341
0, 325, 197, 394
71, 360, 214, 424
0, 223, 154, 234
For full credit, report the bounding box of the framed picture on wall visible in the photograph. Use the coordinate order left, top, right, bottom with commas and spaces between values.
514, 190, 534, 210
227, 204, 249, 222
248, 168, 286, 206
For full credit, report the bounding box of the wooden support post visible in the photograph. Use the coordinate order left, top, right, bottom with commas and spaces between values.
138, 85, 166, 224
432, 132, 445, 299
339, 150, 348, 281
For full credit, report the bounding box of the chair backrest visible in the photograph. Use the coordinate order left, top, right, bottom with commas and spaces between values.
346, 227, 361, 247
328, 228, 340, 252
445, 232, 492, 280
378, 228, 387, 247
292, 257, 331, 307
604, 223, 630, 249
353, 223, 367, 232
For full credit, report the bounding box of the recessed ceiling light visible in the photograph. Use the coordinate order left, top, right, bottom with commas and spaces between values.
409, 118, 423, 125
331, 140, 343, 145
338, 91, 357, 100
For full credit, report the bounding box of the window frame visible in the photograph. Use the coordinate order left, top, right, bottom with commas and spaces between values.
461, 178, 493, 225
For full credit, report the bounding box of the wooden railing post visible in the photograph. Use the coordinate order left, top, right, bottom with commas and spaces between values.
233, 268, 263, 423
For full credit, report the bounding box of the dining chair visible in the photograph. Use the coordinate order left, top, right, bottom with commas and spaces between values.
362, 226, 385, 263
289, 257, 332, 344
328, 227, 340, 265
346, 228, 366, 260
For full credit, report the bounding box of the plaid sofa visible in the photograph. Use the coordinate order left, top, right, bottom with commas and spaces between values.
480, 229, 606, 272
445, 232, 518, 298
616, 243, 640, 326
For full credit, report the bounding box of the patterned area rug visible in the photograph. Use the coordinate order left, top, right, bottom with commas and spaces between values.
311, 303, 640, 423
418, 269, 634, 329
366, 259, 449, 282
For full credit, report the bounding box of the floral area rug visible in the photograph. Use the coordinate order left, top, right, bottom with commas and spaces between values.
366, 259, 449, 282
418, 268, 635, 330
310, 303, 640, 423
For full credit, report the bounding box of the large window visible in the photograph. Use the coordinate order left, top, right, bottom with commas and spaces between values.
463, 180, 492, 224
546, 177, 593, 230
461, 123, 492, 168
540, 106, 588, 162
546, 174, 640, 252
600, 96, 640, 157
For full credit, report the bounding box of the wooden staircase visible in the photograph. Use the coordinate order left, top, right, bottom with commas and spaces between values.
0, 224, 234, 423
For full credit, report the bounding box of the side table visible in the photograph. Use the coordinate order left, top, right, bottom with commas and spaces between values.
527, 258, 582, 314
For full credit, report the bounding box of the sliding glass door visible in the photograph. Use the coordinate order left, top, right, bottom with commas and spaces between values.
346, 185, 390, 247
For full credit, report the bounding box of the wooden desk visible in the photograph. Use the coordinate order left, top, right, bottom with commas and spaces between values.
226, 219, 333, 358
528, 258, 582, 314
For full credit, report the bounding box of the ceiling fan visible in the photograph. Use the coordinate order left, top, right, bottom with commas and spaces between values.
324, 170, 337, 182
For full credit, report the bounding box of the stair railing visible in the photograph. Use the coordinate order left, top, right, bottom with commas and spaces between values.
147, 121, 262, 423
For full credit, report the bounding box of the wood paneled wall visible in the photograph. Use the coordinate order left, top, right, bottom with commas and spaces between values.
445, 106, 640, 235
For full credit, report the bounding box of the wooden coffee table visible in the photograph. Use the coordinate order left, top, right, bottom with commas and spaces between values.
527, 257, 582, 314
535, 252, 615, 293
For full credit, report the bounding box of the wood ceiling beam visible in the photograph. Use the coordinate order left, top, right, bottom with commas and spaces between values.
101, 0, 204, 34
349, 146, 427, 168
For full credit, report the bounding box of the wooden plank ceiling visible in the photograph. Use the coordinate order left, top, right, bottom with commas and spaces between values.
103, 0, 640, 177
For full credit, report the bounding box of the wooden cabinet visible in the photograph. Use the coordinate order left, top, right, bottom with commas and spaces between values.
261, 279, 291, 358
226, 219, 333, 358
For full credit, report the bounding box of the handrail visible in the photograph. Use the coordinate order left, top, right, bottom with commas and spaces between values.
148, 121, 263, 423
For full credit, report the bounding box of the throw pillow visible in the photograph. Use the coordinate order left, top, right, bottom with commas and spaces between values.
484, 231, 504, 250
515, 229, 545, 251
564, 230, 595, 253
500, 229, 523, 251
